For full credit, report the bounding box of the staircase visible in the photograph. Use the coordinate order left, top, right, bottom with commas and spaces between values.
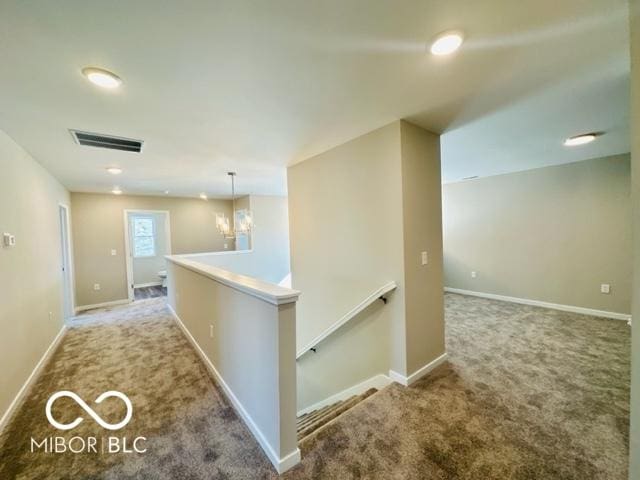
296, 387, 378, 442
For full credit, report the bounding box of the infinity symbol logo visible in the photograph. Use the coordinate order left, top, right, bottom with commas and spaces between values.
45, 391, 133, 431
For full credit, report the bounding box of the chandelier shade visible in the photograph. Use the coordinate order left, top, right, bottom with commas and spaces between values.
215, 172, 253, 240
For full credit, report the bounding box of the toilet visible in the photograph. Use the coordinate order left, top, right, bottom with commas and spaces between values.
158, 270, 167, 288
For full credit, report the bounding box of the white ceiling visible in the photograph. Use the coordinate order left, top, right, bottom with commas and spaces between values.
0, 0, 630, 195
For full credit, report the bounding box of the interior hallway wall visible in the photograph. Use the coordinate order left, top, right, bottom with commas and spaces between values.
288, 120, 444, 409
193, 196, 290, 285
0, 129, 69, 421
628, 0, 639, 477
443, 155, 632, 315
400, 121, 445, 374
71, 193, 234, 308
288, 122, 405, 409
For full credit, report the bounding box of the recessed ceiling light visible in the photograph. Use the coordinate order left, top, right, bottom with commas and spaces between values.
82, 67, 122, 89
430, 30, 464, 56
199, 193, 208, 200
106, 167, 123, 175
112, 187, 123, 195
564, 133, 598, 147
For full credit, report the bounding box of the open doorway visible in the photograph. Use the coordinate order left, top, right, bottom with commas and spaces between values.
58, 204, 74, 320
123, 210, 172, 302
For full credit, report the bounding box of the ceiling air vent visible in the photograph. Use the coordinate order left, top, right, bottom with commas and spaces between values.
70, 130, 143, 153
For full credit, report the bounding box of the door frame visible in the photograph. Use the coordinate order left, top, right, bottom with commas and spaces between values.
58, 203, 75, 320
123, 209, 172, 301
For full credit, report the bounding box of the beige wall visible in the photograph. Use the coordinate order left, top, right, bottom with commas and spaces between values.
289, 122, 405, 408
400, 121, 445, 374
289, 120, 444, 409
0, 129, 69, 419
167, 260, 298, 471
443, 155, 632, 315
629, 0, 639, 477
71, 192, 234, 307
193, 196, 290, 284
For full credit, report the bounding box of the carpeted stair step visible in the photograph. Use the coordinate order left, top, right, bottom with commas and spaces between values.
297, 387, 378, 442
297, 402, 336, 430
297, 396, 358, 433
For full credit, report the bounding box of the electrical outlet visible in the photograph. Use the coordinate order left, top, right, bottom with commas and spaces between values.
209, 324, 214, 338
600, 284, 611, 294
3, 233, 15, 247
111, 249, 117, 256
421, 251, 428, 266
224, 243, 228, 250
49, 311, 53, 322
94, 283, 101, 291
471, 271, 477, 278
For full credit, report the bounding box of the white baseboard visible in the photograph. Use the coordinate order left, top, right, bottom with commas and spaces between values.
445, 287, 632, 322
0, 325, 67, 435
167, 304, 300, 474
133, 282, 163, 288
75, 298, 130, 314
297, 373, 392, 417
389, 352, 448, 387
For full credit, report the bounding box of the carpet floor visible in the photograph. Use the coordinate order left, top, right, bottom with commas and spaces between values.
0, 293, 630, 479
285, 293, 630, 479
0, 298, 277, 479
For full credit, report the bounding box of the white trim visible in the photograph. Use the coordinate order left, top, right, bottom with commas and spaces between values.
74, 298, 130, 313
0, 325, 67, 435
389, 352, 448, 387
277, 447, 302, 473
133, 281, 163, 288
58, 203, 76, 320
178, 249, 254, 258
445, 287, 632, 322
123, 211, 134, 301
124, 209, 172, 302
296, 281, 397, 358
166, 256, 300, 306
297, 373, 391, 417
167, 304, 300, 474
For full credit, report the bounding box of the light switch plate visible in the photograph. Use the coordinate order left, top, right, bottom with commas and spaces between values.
3, 233, 13, 247
421, 251, 428, 265
471, 271, 477, 278
111, 249, 117, 256
601, 284, 611, 294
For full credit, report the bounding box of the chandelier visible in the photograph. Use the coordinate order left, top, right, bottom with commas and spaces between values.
215, 172, 253, 239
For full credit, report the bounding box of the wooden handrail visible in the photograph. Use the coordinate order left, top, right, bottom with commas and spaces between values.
296, 281, 397, 359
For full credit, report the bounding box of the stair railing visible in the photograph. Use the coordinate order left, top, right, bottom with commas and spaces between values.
296, 281, 397, 359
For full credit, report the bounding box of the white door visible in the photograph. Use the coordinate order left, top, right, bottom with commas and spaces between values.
59, 205, 73, 319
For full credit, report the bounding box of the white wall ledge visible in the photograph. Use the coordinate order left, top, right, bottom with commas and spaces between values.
166, 255, 300, 305
175, 249, 253, 258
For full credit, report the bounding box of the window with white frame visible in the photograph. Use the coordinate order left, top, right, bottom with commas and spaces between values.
132, 216, 156, 257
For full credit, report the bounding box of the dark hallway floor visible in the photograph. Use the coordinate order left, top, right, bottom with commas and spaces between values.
134, 285, 167, 300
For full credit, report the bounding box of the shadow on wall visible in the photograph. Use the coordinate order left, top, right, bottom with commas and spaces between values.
296, 293, 392, 411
